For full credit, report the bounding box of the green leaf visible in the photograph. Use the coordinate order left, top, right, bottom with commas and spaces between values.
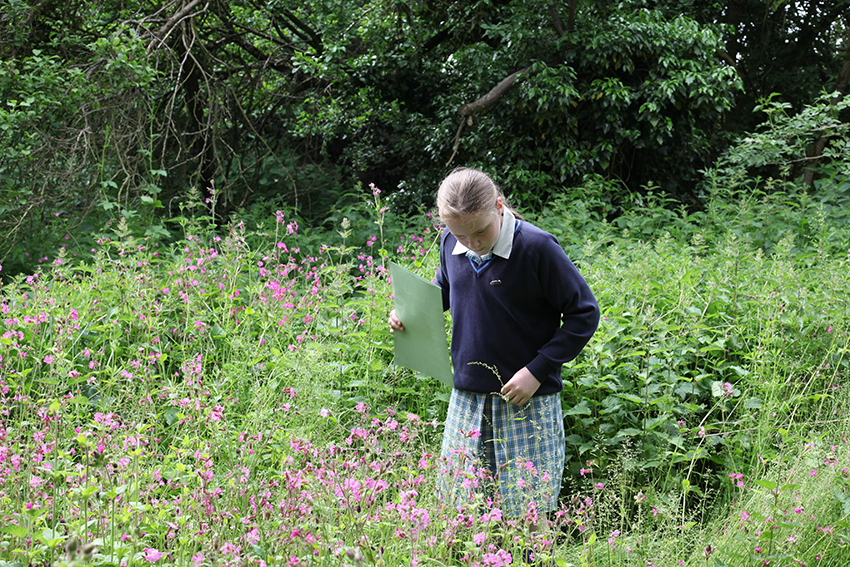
616, 428, 641, 437
614, 393, 643, 404
565, 400, 591, 416
1, 525, 27, 538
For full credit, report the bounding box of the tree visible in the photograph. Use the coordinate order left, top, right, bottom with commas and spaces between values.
2, 0, 848, 276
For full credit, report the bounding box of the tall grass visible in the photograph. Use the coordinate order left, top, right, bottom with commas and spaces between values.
0, 180, 848, 566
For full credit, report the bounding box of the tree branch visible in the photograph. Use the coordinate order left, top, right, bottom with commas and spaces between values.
280, 9, 324, 55
458, 65, 533, 117
147, 0, 205, 53
549, 1, 564, 38
714, 49, 745, 87
421, 26, 453, 53
447, 65, 536, 166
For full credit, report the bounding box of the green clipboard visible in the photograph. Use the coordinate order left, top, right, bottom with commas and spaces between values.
389, 262, 453, 387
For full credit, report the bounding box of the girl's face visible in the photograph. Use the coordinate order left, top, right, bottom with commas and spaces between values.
444, 204, 503, 256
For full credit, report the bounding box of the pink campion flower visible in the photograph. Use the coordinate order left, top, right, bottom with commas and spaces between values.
245, 528, 260, 545
580, 467, 591, 476
473, 532, 487, 545
480, 508, 503, 524
209, 405, 224, 422
143, 548, 163, 563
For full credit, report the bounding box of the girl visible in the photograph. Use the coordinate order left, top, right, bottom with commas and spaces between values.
389, 167, 599, 524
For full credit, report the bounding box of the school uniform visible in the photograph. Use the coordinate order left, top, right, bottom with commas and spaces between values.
435, 209, 599, 517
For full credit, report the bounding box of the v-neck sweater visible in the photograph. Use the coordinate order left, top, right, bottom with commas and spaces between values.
435, 220, 599, 395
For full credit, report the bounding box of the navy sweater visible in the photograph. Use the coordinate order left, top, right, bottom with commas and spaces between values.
435, 220, 599, 396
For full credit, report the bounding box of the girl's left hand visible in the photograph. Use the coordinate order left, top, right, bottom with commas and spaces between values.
501, 367, 541, 405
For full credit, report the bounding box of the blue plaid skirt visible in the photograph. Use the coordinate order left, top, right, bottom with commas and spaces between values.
439, 389, 565, 517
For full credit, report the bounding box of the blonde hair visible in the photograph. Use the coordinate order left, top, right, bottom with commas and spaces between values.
436, 168, 521, 222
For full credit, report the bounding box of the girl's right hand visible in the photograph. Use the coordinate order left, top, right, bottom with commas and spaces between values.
388, 309, 405, 333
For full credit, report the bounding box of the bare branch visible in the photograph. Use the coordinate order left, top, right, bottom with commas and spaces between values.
146, 0, 206, 53
446, 117, 469, 168
447, 65, 537, 167
458, 66, 533, 117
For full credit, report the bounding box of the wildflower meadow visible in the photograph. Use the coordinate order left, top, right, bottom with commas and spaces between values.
1, 177, 849, 567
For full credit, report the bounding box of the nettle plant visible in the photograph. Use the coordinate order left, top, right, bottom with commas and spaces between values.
557, 184, 849, 516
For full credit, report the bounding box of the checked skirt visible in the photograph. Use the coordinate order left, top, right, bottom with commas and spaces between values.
439, 388, 565, 518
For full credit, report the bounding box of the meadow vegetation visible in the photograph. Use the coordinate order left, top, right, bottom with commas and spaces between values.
1, 142, 850, 565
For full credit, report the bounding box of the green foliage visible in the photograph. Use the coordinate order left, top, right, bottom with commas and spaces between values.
549, 177, 849, 525
709, 92, 850, 182
1, 166, 850, 565
513, 8, 740, 196
0, 19, 162, 275
390, 5, 743, 209
4, 0, 849, 279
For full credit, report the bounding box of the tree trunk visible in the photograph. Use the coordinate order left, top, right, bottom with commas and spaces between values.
803, 27, 850, 187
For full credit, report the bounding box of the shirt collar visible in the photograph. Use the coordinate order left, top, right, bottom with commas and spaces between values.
451, 208, 516, 259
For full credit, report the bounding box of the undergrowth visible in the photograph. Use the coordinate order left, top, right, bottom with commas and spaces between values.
0, 176, 848, 566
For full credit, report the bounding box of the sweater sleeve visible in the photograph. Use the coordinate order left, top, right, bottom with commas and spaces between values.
434, 229, 451, 312
524, 235, 600, 382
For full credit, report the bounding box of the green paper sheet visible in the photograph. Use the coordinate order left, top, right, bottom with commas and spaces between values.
390, 262, 453, 387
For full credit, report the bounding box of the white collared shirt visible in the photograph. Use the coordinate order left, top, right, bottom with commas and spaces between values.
451, 208, 517, 260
